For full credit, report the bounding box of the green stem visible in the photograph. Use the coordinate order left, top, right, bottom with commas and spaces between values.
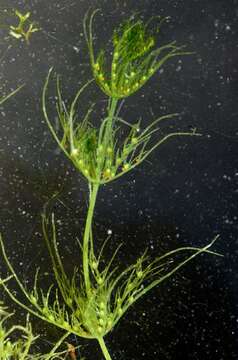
83, 97, 118, 296
0, 84, 24, 105
107, 97, 118, 129
83, 182, 100, 296
98, 337, 112, 360
106, 97, 118, 146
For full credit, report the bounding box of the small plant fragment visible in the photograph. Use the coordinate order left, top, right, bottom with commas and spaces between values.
0, 84, 24, 105
9, 10, 40, 43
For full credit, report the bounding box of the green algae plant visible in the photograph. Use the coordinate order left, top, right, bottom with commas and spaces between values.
0, 304, 68, 360
9, 10, 40, 44
85, 10, 192, 99
0, 279, 68, 360
0, 9, 222, 360
0, 301, 37, 360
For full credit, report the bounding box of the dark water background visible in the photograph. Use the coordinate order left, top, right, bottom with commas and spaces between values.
0, 0, 237, 359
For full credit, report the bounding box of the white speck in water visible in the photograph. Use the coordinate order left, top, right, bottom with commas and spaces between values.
73, 46, 80, 53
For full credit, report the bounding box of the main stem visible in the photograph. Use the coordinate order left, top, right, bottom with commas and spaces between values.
98, 337, 112, 360
83, 97, 118, 297
83, 182, 99, 296
107, 97, 118, 130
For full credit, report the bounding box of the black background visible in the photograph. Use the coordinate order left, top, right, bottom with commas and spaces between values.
0, 0, 237, 359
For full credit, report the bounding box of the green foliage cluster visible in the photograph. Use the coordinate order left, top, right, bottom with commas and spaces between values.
0, 279, 67, 360
43, 70, 197, 185
84, 10, 191, 99
0, 302, 37, 360
9, 10, 39, 43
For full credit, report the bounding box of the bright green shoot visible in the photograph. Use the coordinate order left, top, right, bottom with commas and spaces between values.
84, 9, 193, 99
42, 69, 200, 186
9, 10, 40, 44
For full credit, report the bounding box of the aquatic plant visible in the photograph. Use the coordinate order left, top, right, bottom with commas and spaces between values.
0, 8, 222, 360
84, 10, 192, 99
0, 303, 36, 360
9, 10, 39, 43
0, 279, 68, 360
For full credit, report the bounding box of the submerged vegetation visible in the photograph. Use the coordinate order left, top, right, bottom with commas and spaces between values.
0, 279, 68, 360
9, 10, 39, 44
84, 10, 192, 99
0, 7, 221, 360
